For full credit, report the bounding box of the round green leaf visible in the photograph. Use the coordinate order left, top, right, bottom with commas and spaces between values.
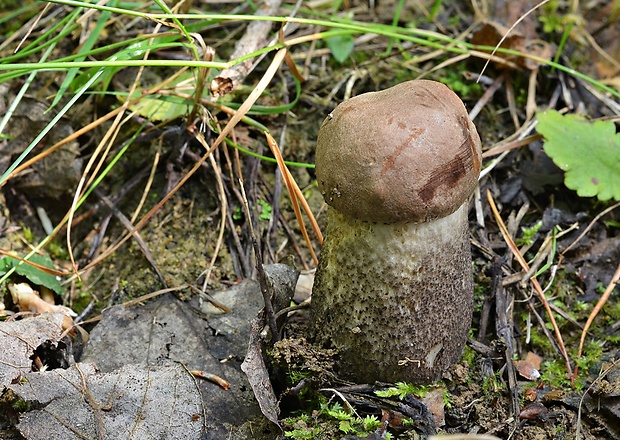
537, 110, 620, 201
326, 35, 355, 64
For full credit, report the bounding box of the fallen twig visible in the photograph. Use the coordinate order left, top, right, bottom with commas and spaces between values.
239, 178, 279, 343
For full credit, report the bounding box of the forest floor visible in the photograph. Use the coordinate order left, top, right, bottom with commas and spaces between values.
0, 0, 619, 439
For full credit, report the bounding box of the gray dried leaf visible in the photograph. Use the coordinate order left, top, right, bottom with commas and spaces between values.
0, 313, 65, 387
9, 362, 205, 440
241, 315, 280, 428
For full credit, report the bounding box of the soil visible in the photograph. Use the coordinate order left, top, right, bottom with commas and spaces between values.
1, 0, 619, 439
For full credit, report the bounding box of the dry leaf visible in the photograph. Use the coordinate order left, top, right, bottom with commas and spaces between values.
241, 315, 281, 428
514, 360, 541, 381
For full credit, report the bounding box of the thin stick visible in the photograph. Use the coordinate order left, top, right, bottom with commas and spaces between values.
130, 137, 161, 224
0, 249, 66, 276
210, 0, 283, 96
239, 178, 279, 342
573, 261, 620, 382
561, 200, 620, 256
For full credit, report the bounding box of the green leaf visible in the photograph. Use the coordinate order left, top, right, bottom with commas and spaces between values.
326, 35, 355, 63
128, 93, 193, 122
0, 254, 63, 295
122, 70, 198, 121
257, 199, 272, 221
537, 110, 620, 201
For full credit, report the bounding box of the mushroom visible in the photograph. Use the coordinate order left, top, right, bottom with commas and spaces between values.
310, 80, 482, 384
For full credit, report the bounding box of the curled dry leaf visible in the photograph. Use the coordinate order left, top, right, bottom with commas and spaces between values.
471, 1, 555, 71
421, 387, 446, 426
241, 315, 281, 428
514, 351, 543, 381
471, 21, 555, 70
514, 360, 541, 381
8, 283, 76, 330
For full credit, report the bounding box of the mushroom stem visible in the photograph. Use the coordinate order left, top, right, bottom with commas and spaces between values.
311, 203, 472, 383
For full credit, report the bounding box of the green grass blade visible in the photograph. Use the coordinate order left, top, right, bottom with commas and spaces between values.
50, 0, 117, 108
0, 66, 106, 186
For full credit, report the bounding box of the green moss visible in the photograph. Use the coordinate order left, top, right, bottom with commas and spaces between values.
283, 402, 388, 439
284, 427, 321, 439
540, 359, 572, 389
462, 345, 477, 368
575, 340, 604, 373
516, 221, 543, 246
526, 324, 554, 354
11, 398, 30, 412
47, 240, 68, 260
375, 382, 430, 399
481, 372, 504, 395
439, 71, 482, 99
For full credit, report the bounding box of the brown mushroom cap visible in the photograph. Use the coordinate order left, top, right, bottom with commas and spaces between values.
315, 80, 482, 224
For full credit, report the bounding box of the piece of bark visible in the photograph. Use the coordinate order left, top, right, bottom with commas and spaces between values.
211, 0, 282, 97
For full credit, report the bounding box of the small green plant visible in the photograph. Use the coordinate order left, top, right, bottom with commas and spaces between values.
481, 371, 504, 395
462, 344, 477, 368
323, 402, 385, 436
575, 340, 604, 372
257, 198, 273, 221
539, 0, 563, 34
286, 368, 309, 385
21, 226, 34, 243
440, 71, 482, 99
46, 240, 68, 260
11, 397, 30, 412
540, 359, 572, 389
284, 427, 320, 439
516, 221, 543, 246
232, 206, 243, 221
362, 415, 382, 432
232, 199, 272, 221
605, 219, 620, 228
326, 34, 355, 64
323, 402, 355, 433
0, 253, 63, 294
442, 388, 453, 409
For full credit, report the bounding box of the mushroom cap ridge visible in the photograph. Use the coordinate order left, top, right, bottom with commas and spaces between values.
315, 80, 482, 224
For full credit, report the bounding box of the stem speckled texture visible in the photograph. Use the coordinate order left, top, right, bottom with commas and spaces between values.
311, 203, 473, 384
